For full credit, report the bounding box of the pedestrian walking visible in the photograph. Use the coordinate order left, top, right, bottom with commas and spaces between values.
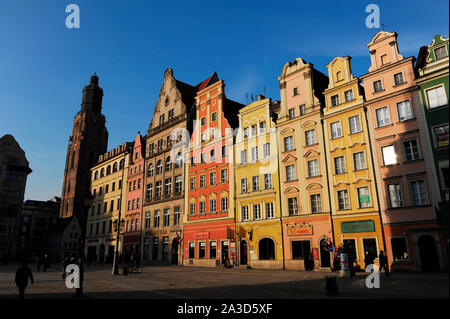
364, 251, 374, 270
15, 261, 34, 299
379, 250, 389, 276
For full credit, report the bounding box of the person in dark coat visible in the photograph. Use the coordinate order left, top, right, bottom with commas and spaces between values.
379, 250, 389, 276
15, 261, 34, 299
364, 251, 374, 270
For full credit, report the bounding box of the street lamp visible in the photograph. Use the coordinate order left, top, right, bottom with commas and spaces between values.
112, 217, 125, 275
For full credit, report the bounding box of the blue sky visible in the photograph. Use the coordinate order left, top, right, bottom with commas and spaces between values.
0, 0, 448, 201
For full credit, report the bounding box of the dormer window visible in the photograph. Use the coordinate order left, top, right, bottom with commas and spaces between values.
434, 46, 448, 60
336, 71, 343, 81
381, 54, 389, 65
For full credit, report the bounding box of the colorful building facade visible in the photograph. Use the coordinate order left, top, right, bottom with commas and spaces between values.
123, 133, 145, 263
415, 34, 449, 269
361, 31, 444, 272
183, 75, 244, 267
234, 97, 283, 269
142, 68, 199, 265
276, 58, 334, 270
323, 56, 384, 269
85, 142, 131, 264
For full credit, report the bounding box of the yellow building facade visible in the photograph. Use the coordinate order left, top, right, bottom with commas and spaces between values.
323, 56, 384, 269
85, 142, 132, 264
234, 97, 284, 269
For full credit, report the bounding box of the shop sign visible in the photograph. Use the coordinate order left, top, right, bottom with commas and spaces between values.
194, 232, 209, 240
287, 225, 313, 236
341, 220, 375, 233
359, 194, 370, 203
437, 131, 449, 147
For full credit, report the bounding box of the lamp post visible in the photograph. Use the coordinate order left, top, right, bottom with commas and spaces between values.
75, 193, 94, 298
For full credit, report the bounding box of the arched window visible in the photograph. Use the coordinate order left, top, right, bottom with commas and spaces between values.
113, 162, 118, 172
119, 159, 125, 169
94, 171, 99, 180
175, 152, 183, 168
106, 165, 111, 175
259, 238, 275, 260
165, 156, 172, 171
148, 163, 154, 177
156, 160, 162, 174
100, 168, 105, 177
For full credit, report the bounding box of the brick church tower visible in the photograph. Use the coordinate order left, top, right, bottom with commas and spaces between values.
60, 73, 108, 228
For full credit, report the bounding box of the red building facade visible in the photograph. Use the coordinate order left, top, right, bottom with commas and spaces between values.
183, 75, 244, 266
123, 133, 145, 262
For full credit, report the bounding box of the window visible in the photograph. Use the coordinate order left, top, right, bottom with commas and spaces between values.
252, 176, 260, 191
164, 178, 171, 195
253, 204, 261, 220
288, 108, 295, 119
403, 139, 420, 161
305, 129, 316, 145
241, 150, 247, 164
104, 202, 108, 213
221, 197, 228, 211
373, 80, 383, 93
155, 181, 162, 198
284, 136, 294, 151
344, 90, 354, 102
190, 177, 196, 190
130, 220, 134, 233
288, 197, 298, 216
259, 121, 266, 133
434, 46, 448, 60
189, 203, 195, 216
200, 153, 205, 164
199, 242, 206, 259
394, 72, 405, 85
353, 152, 366, 170
299, 104, 306, 116
357, 187, 371, 208
251, 124, 257, 136
376, 107, 391, 127
148, 163, 153, 177
168, 109, 174, 120
145, 212, 151, 229
349, 115, 361, 134
308, 160, 319, 177
251, 147, 258, 162
391, 237, 409, 263
163, 209, 170, 227
382, 145, 397, 165
264, 173, 272, 189
293, 87, 299, 96
209, 242, 217, 259
243, 128, 249, 138
199, 175, 206, 188
433, 125, 449, 148
441, 165, 449, 190
175, 175, 182, 193
156, 160, 162, 174
330, 122, 342, 138
292, 241, 310, 260
211, 112, 217, 121
112, 182, 115, 192
165, 156, 172, 171
241, 178, 248, 193
132, 199, 135, 210
221, 169, 228, 183
381, 54, 389, 65
189, 242, 195, 259
311, 194, 322, 213
266, 202, 274, 219
362, 238, 378, 263
210, 149, 215, 161
241, 206, 249, 221
397, 100, 413, 121
210, 199, 216, 213
334, 156, 346, 174
154, 210, 160, 228
331, 95, 339, 106
263, 143, 270, 158
110, 200, 113, 212
175, 152, 183, 168
410, 180, 428, 205
210, 172, 216, 185
286, 165, 296, 181
201, 117, 206, 126
199, 201, 205, 215
222, 145, 227, 158
337, 190, 350, 210
426, 86, 447, 109
173, 207, 180, 225
388, 184, 403, 208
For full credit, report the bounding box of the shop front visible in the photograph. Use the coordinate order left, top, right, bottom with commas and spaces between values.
143, 226, 182, 265
282, 214, 333, 270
